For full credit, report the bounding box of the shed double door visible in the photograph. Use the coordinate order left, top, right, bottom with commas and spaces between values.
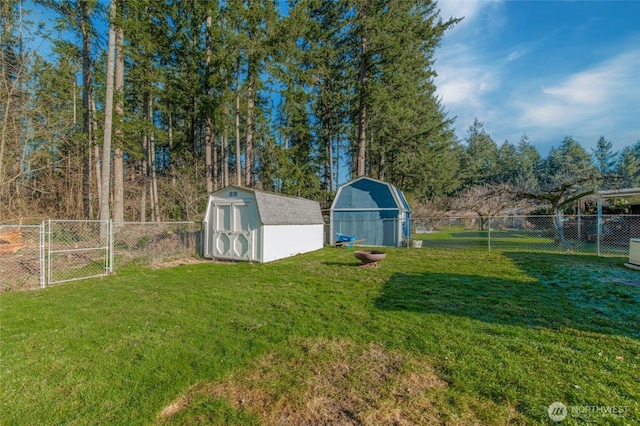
211, 202, 253, 260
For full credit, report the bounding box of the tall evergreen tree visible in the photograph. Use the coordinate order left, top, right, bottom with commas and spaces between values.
616, 142, 640, 188
592, 136, 616, 175
460, 118, 498, 188
496, 140, 519, 184
346, 0, 459, 182
515, 134, 541, 190
554, 136, 596, 177
591, 136, 617, 189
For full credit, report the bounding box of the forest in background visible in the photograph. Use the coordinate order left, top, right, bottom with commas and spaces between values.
2, 0, 639, 223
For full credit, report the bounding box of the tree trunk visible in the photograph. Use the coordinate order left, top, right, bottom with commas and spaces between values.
223, 102, 229, 187
328, 130, 334, 192
553, 208, 567, 246
235, 73, 242, 186
168, 112, 176, 186
205, 116, 213, 193
100, 0, 117, 239
213, 136, 218, 191
356, 26, 368, 177
0, 2, 14, 190
379, 145, 385, 181
113, 15, 124, 224
245, 74, 255, 188
147, 95, 160, 222
113, 148, 123, 223
80, 0, 92, 218
335, 135, 340, 191
141, 93, 149, 223
92, 98, 100, 215
204, 14, 213, 194
140, 182, 146, 222
223, 133, 229, 187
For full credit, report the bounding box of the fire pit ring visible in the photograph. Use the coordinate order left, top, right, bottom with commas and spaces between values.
354, 250, 386, 267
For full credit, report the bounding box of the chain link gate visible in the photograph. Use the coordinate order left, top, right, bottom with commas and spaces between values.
47, 219, 113, 286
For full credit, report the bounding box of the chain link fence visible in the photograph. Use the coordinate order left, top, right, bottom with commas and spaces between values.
2, 215, 636, 292
113, 222, 200, 266
412, 214, 640, 256
0, 221, 200, 292
0, 223, 44, 292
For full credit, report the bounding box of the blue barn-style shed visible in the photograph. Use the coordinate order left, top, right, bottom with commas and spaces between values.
330, 176, 411, 247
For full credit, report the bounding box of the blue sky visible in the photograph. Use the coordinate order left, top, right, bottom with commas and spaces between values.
434, 0, 640, 156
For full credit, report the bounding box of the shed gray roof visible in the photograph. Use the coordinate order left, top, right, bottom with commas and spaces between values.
254, 190, 323, 225
211, 185, 323, 225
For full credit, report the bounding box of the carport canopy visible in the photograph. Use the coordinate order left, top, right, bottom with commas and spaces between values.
596, 187, 640, 199
594, 187, 640, 255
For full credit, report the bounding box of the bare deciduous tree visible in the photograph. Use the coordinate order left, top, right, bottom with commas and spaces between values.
454, 183, 528, 230
515, 174, 594, 245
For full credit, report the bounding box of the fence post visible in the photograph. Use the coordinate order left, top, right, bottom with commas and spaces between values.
488, 217, 492, 252
47, 218, 53, 287
597, 199, 602, 256
40, 220, 46, 288
109, 219, 114, 273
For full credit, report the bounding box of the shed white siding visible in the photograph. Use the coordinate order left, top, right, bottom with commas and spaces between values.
262, 224, 325, 263
203, 186, 324, 262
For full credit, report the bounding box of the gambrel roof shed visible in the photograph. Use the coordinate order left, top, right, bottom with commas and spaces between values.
203, 185, 324, 262
330, 176, 411, 247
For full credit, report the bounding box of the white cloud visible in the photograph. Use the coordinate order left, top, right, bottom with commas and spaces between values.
438, 0, 502, 30
437, 66, 500, 108
519, 50, 640, 127
434, 0, 509, 137
434, 2, 640, 152
506, 49, 526, 62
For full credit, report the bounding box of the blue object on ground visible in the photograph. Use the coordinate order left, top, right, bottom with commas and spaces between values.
336, 232, 356, 248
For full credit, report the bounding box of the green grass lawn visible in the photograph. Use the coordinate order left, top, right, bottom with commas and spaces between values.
1, 247, 639, 425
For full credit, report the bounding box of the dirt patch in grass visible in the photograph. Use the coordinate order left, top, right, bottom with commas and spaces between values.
159, 338, 449, 425
151, 256, 212, 269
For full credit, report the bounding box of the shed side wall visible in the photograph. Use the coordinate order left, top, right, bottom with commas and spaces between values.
261, 224, 324, 262
332, 210, 400, 246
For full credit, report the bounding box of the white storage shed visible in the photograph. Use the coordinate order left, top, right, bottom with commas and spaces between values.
203, 185, 324, 262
